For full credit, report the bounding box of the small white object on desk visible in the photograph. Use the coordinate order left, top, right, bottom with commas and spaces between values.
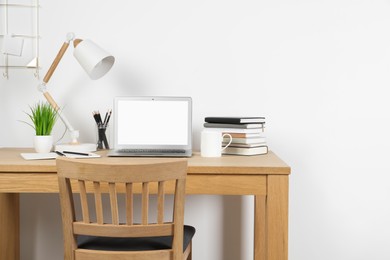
59, 151, 101, 158
21, 151, 100, 160
21, 152, 58, 160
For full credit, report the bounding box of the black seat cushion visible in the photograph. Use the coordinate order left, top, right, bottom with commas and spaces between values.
77, 225, 195, 252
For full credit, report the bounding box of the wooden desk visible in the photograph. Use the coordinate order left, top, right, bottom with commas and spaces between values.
0, 148, 290, 260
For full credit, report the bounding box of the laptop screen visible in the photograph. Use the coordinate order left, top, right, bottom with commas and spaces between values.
114, 97, 192, 149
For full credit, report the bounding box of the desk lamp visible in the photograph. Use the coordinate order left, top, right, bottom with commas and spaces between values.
37, 33, 115, 152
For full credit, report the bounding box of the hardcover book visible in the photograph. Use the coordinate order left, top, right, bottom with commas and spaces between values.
223, 137, 266, 144
203, 127, 264, 134
205, 117, 265, 124
222, 146, 268, 156
204, 123, 265, 129
223, 143, 267, 148
228, 133, 265, 138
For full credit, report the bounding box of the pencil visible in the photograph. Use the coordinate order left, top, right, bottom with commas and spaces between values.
96, 111, 103, 125
93, 111, 103, 126
103, 111, 108, 126
104, 110, 112, 127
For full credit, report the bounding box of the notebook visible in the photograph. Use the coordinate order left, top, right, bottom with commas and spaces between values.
108, 96, 192, 157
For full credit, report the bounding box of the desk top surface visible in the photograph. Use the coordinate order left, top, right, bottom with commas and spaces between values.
0, 148, 290, 175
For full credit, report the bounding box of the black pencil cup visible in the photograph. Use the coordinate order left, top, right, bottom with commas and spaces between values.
96, 125, 110, 150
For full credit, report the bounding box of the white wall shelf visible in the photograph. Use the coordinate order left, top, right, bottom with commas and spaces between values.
0, 0, 40, 79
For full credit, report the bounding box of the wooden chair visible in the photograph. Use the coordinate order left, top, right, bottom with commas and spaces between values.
56, 157, 195, 260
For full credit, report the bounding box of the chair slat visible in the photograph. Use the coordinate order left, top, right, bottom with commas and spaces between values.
109, 183, 119, 225
78, 180, 90, 223
125, 183, 133, 225
142, 182, 149, 225
75, 248, 172, 259
157, 181, 165, 224
73, 222, 174, 237
93, 182, 103, 224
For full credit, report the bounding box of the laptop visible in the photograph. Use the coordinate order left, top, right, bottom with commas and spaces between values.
108, 96, 192, 157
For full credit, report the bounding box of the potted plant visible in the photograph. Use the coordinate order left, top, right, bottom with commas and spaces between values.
23, 102, 58, 153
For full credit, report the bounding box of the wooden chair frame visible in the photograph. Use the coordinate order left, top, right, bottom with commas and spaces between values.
56, 157, 191, 260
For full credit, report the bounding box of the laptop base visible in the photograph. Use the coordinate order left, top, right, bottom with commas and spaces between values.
107, 150, 192, 158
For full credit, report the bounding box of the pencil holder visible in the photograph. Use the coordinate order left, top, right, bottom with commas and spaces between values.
96, 124, 110, 150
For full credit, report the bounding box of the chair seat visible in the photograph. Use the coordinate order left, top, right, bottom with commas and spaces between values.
77, 225, 195, 252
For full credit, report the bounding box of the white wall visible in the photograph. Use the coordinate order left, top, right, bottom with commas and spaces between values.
2, 0, 390, 259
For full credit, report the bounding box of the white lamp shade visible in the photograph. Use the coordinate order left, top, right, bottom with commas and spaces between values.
73, 39, 115, 80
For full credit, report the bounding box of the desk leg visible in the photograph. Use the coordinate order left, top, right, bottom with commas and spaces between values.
266, 175, 289, 260
254, 195, 266, 260
0, 193, 20, 260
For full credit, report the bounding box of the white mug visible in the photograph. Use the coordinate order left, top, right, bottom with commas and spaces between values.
201, 131, 232, 157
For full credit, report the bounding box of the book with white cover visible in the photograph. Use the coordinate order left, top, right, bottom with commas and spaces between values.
225, 143, 267, 148
229, 133, 265, 138
222, 146, 268, 156
223, 137, 266, 144
203, 127, 264, 134
204, 123, 264, 129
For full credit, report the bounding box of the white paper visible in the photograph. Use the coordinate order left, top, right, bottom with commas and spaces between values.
21, 153, 58, 160
21, 152, 101, 160
2, 35, 24, 56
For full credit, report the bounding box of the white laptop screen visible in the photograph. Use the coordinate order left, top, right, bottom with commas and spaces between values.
116, 98, 190, 146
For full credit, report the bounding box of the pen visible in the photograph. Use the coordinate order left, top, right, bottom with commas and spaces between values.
55, 151, 65, 156
62, 151, 91, 156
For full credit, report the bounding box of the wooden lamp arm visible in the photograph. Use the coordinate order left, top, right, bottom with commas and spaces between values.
43, 91, 60, 111
38, 34, 80, 144
39, 82, 79, 143
40, 40, 70, 111
43, 41, 70, 84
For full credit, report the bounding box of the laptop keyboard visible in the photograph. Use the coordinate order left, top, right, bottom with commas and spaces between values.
118, 149, 186, 154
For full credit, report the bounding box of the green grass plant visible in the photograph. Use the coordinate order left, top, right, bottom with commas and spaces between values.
24, 102, 58, 136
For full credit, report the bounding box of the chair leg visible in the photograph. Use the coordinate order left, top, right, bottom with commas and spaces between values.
187, 241, 192, 260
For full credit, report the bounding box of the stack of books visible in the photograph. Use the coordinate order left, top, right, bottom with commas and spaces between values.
203, 116, 268, 156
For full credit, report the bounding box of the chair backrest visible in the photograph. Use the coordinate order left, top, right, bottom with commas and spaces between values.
56, 157, 188, 260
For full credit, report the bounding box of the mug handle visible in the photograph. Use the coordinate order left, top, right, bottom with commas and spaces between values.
221, 133, 232, 152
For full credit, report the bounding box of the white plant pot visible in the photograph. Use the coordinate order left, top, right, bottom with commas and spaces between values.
33, 135, 53, 153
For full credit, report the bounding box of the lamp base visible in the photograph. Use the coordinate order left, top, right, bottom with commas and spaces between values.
55, 143, 97, 153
